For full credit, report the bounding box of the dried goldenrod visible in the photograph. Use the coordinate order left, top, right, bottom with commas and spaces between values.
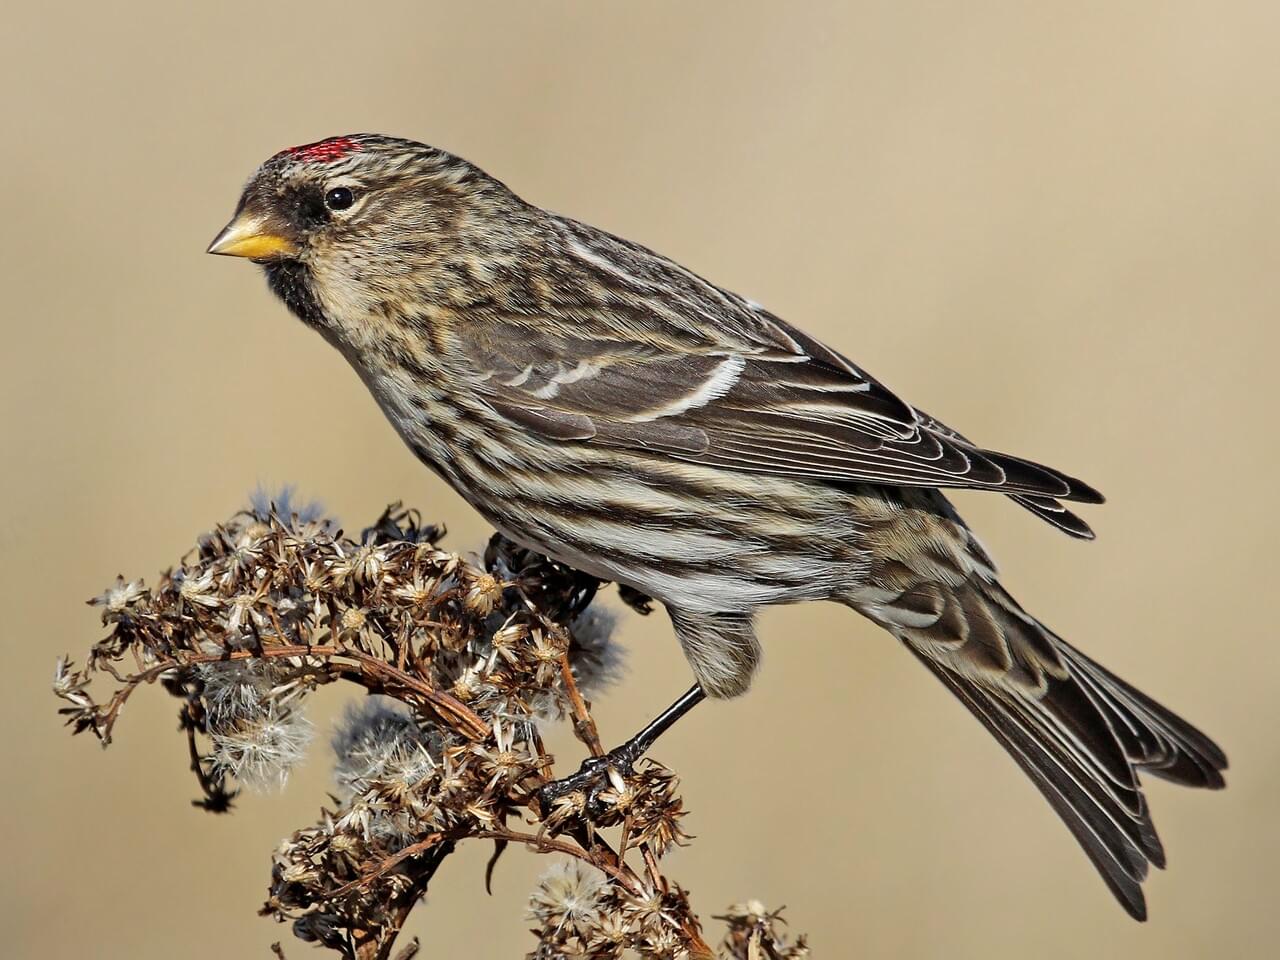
55, 497, 808, 959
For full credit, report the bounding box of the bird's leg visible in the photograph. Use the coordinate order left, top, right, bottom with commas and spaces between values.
607, 683, 707, 768
539, 684, 707, 810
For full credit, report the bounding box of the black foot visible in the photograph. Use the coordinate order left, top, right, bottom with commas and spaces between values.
537, 684, 706, 822
538, 743, 644, 817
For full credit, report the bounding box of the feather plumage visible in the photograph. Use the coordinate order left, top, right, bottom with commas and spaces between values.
209, 134, 1224, 919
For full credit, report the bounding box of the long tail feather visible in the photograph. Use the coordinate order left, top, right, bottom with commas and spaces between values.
880, 577, 1225, 919
907, 646, 1156, 918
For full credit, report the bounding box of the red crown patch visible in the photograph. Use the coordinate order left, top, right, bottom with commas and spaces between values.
283, 137, 362, 164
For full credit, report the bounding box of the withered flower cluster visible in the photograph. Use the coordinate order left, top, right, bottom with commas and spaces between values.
54, 498, 809, 959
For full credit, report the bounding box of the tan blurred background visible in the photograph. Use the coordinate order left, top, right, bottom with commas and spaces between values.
3, 2, 1277, 956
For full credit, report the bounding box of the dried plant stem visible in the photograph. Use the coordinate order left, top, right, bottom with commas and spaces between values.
326, 834, 449, 900
337, 649, 489, 739
556, 648, 680, 916
481, 828, 643, 894
351, 841, 453, 960
559, 652, 604, 757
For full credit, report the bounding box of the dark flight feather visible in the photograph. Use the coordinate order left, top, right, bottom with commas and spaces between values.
899, 582, 1226, 919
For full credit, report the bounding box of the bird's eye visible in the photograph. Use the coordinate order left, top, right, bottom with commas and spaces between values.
324, 187, 355, 211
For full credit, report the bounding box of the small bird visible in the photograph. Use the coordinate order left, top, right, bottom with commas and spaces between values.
209, 134, 1225, 919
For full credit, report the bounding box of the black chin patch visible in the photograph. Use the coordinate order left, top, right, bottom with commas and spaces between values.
265, 260, 326, 328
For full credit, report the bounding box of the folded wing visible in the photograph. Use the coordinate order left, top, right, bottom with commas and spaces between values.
461, 310, 1101, 537
455, 212, 1103, 535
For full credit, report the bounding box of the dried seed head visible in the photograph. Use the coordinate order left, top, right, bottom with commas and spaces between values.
249, 485, 327, 526
339, 605, 369, 634
199, 660, 315, 790
332, 698, 442, 801
178, 568, 221, 609
715, 902, 810, 960
207, 700, 313, 790
90, 576, 147, 618
567, 604, 624, 699
464, 571, 503, 616
528, 859, 609, 938
609, 762, 688, 855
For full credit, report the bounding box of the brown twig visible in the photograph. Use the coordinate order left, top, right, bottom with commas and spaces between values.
338, 649, 489, 740
478, 828, 643, 895
559, 652, 604, 756
325, 833, 448, 900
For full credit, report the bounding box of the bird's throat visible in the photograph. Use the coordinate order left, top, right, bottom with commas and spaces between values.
265, 260, 328, 330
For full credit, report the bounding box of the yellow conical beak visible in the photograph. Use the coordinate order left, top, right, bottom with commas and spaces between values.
206, 213, 297, 260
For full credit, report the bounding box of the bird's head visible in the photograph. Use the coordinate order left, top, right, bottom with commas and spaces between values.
208, 135, 528, 344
